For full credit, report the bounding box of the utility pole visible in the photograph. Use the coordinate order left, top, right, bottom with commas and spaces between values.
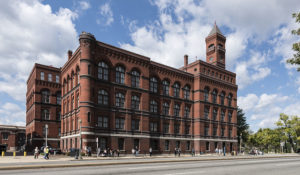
240, 133, 242, 153
45, 124, 48, 147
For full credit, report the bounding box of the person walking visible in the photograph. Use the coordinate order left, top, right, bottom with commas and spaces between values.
178, 148, 181, 157
149, 147, 152, 157
45, 146, 49, 160
192, 148, 195, 157
174, 148, 177, 157
34, 147, 39, 159
117, 149, 120, 157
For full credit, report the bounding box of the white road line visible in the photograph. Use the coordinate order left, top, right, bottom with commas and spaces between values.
163, 171, 205, 175
128, 165, 170, 170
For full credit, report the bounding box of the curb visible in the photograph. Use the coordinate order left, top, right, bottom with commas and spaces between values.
0, 155, 299, 170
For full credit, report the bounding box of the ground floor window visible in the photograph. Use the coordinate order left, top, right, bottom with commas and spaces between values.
118, 138, 124, 150
186, 141, 191, 150
176, 141, 180, 148
100, 137, 107, 149
164, 140, 169, 150
134, 139, 139, 150
150, 139, 159, 150
214, 142, 218, 149
206, 142, 210, 151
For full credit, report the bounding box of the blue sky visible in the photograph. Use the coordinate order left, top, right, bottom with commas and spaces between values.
0, 0, 300, 132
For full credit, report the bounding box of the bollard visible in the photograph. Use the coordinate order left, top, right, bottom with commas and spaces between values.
13, 152, 16, 157
24, 151, 27, 157
1, 151, 4, 157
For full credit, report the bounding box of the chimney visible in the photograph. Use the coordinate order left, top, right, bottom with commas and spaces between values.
68, 50, 73, 60
184, 55, 188, 67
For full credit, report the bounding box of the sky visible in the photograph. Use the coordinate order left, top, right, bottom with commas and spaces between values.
0, 0, 299, 132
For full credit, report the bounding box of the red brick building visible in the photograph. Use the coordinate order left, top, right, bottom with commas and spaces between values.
59, 23, 237, 154
0, 125, 26, 151
26, 64, 61, 150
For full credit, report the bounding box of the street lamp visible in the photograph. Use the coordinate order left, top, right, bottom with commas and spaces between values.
79, 119, 82, 159
45, 124, 48, 147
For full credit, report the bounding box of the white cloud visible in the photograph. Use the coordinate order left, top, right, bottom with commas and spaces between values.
98, 2, 114, 26
0, 0, 78, 101
79, 1, 90, 10
0, 0, 78, 125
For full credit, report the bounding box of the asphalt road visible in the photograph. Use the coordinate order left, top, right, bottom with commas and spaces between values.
1, 157, 300, 175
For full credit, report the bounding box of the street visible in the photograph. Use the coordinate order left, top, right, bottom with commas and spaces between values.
0, 157, 300, 175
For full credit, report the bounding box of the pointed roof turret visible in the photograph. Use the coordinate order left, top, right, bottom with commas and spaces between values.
207, 22, 223, 37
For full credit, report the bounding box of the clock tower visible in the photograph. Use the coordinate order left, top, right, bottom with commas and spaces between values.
205, 22, 226, 69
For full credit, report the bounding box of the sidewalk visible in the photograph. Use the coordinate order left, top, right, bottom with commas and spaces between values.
0, 153, 299, 170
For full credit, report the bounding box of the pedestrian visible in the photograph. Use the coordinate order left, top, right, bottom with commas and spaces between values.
215, 148, 218, 155
174, 148, 177, 157
192, 148, 195, 157
149, 147, 152, 157
97, 147, 101, 157
117, 149, 120, 157
178, 148, 181, 157
223, 147, 226, 156
132, 148, 135, 156
34, 147, 39, 159
45, 146, 49, 160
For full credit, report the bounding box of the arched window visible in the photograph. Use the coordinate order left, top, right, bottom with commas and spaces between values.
131, 95, 140, 110
56, 92, 61, 105
220, 92, 225, 105
42, 109, 50, 120
213, 108, 218, 120
162, 102, 170, 115
204, 87, 209, 102
228, 93, 233, 107
212, 89, 217, 103
150, 100, 158, 113
131, 70, 140, 88
98, 62, 109, 80
183, 85, 190, 99
174, 104, 180, 117
116, 66, 125, 84
41, 90, 50, 103
204, 106, 209, 119
150, 77, 158, 93
173, 83, 180, 98
184, 105, 190, 118
98, 90, 108, 105
228, 111, 232, 123
221, 110, 225, 121
115, 92, 125, 107
162, 80, 170, 96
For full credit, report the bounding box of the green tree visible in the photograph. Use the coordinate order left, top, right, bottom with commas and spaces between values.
276, 113, 299, 152
286, 12, 300, 71
237, 107, 249, 148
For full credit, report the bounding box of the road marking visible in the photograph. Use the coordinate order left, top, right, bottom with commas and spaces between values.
163, 171, 205, 175
128, 165, 170, 170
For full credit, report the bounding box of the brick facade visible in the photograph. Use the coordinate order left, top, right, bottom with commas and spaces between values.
27, 23, 238, 154
26, 64, 61, 151
0, 125, 25, 151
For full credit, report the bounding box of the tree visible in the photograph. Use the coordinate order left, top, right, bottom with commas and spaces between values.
276, 113, 299, 152
237, 107, 249, 149
286, 12, 300, 71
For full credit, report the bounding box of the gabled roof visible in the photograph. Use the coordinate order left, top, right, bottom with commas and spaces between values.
208, 22, 224, 37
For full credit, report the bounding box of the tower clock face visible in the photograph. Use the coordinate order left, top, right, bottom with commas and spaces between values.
209, 57, 214, 62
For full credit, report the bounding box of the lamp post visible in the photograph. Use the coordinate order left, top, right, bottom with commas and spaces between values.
79, 119, 82, 159
239, 133, 242, 154
45, 124, 48, 147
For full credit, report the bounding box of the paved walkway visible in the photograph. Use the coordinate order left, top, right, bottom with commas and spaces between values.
0, 153, 299, 170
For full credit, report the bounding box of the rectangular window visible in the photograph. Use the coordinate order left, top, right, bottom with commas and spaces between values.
229, 129, 232, 138
150, 122, 158, 132
56, 75, 59, 83
100, 138, 107, 149
118, 138, 124, 150
204, 106, 209, 119
48, 74, 52, 82
204, 126, 209, 136
185, 125, 190, 135
184, 106, 190, 118
87, 112, 91, 123
41, 72, 44, 80
174, 123, 180, 134
186, 141, 191, 150
58, 128, 61, 137
213, 127, 217, 136
150, 139, 159, 150
163, 123, 169, 134
88, 65, 91, 75
221, 128, 225, 137
206, 142, 210, 151
116, 118, 125, 129
164, 140, 169, 150
2, 133, 9, 140
98, 116, 108, 128
131, 119, 140, 131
